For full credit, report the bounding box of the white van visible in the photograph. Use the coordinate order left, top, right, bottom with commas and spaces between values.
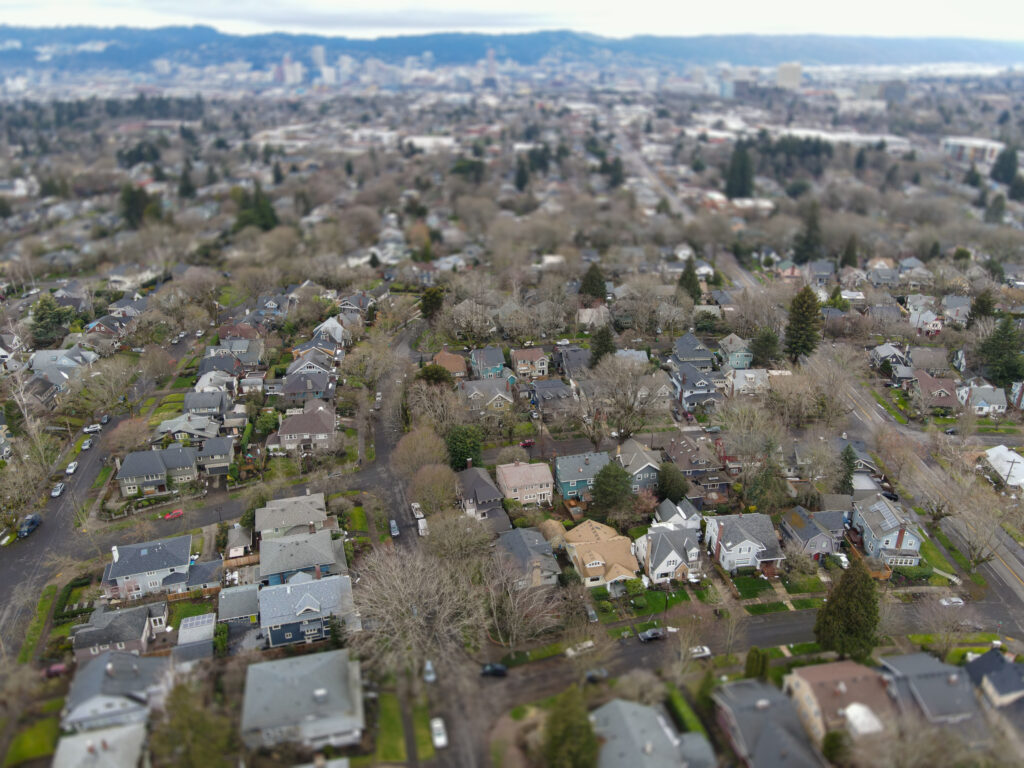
417, 518, 429, 537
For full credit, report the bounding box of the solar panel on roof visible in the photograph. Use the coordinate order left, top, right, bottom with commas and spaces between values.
179, 613, 216, 631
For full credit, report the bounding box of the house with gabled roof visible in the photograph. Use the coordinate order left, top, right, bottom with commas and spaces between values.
460, 378, 514, 414
255, 492, 328, 539
258, 529, 346, 586
554, 452, 609, 501
496, 528, 559, 588
101, 535, 192, 600
564, 520, 638, 587
71, 602, 168, 666
432, 348, 468, 379
259, 572, 359, 647
783, 661, 896, 745
635, 520, 702, 585
616, 439, 661, 493
705, 513, 784, 575
957, 380, 1006, 416
62, 651, 173, 733
669, 332, 714, 373
718, 333, 753, 369
469, 345, 506, 379
457, 466, 510, 533
850, 494, 921, 567
116, 445, 198, 498
780, 506, 845, 560
510, 348, 549, 379
496, 460, 553, 506
592, 699, 715, 768
152, 414, 220, 448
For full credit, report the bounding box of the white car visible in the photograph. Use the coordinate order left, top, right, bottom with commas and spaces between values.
375, 391, 383, 401
51, 482, 65, 497
940, 597, 965, 607
430, 717, 448, 749
65, 461, 79, 475
556, 338, 570, 346
423, 660, 437, 684
410, 502, 424, 520
688, 645, 712, 659
83, 424, 102, 434
81, 438, 92, 451
195, 329, 204, 338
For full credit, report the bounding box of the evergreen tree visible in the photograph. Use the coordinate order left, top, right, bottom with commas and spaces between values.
514, 156, 530, 192
150, 684, 235, 768
272, 160, 284, 185
783, 286, 822, 363
120, 183, 150, 229
657, 462, 689, 503
985, 193, 1007, 224
840, 235, 858, 268
979, 316, 1024, 387
445, 425, 484, 471
205, 164, 217, 185
1009, 174, 1024, 203
678, 256, 702, 303
744, 647, 764, 679
420, 286, 444, 321
589, 462, 632, 521
724, 142, 753, 198
836, 444, 857, 495
178, 159, 196, 198
29, 294, 75, 346
824, 285, 850, 311
542, 687, 599, 768
589, 325, 616, 368
607, 156, 624, 188
991, 147, 1019, 185
792, 203, 822, 264
750, 327, 780, 367
854, 147, 867, 172
968, 289, 996, 328
814, 557, 879, 661
580, 263, 606, 301
963, 163, 982, 187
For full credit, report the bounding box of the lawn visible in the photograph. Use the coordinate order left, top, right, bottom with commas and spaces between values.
642, 588, 691, 613
142, 396, 158, 411
790, 641, 822, 655
70, 434, 87, 457
169, 601, 212, 629
267, 457, 300, 479
17, 585, 57, 664
91, 465, 113, 490
37, 698, 64, 715
501, 641, 566, 667
665, 684, 708, 737
931, 527, 982, 584
48, 622, 73, 639
782, 574, 825, 594
733, 575, 773, 599
412, 699, 436, 762
870, 390, 909, 424
375, 693, 407, 763
627, 525, 650, 540
946, 646, 993, 665
3, 718, 59, 767
347, 506, 368, 531
694, 584, 718, 604
745, 602, 788, 615
791, 598, 825, 610
633, 619, 663, 633
918, 536, 955, 572
160, 393, 186, 404
171, 375, 195, 389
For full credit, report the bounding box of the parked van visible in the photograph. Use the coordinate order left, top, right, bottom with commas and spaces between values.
417, 518, 429, 537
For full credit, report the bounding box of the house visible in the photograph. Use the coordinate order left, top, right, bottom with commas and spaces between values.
281, 371, 336, 407
470, 345, 506, 379
152, 414, 220, 448
850, 495, 921, 567
655, 498, 703, 529
527, 379, 576, 419
577, 305, 612, 329
53, 723, 148, 768
783, 661, 897, 744
635, 520, 701, 585
271, 400, 336, 453
254, 492, 328, 539
338, 291, 376, 315
196, 437, 234, 479
496, 528, 560, 588
206, 338, 265, 370
312, 315, 352, 346
780, 507, 845, 560
705, 513, 784, 575
70, 602, 168, 666
713, 679, 826, 768
880, 654, 989, 746
555, 346, 591, 379
62, 651, 173, 732
0, 412, 11, 460
909, 309, 943, 335
287, 348, 334, 377
616, 439, 661, 493
636, 371, 674, 413
965, 648, 1024, 748
591, 699, 715, 768
456, 467, 511, 533
869, 343, 909, 369
106, 263, 160, 292
495, 461, 553, 505
0, 331, 22, 368
663, 435, 729, 499
911, 370, 958, 413
867, 267, 899, 288
101, 536, 192, 600
115, 445, 198, 498
432, 348, 469, 379
725, 368, 771, 397
554, 452, 610, 501
984, 445, 1024, 489
259, 572, 359, 647
941, 295, 972, 327
240, 650, 364, 750
194, 370, 237, 394
957, 381, 1007, 416
670, 332, 714, 373
806, 259, 836, 286
718, 333, 753, 369
460, 378, 514, 414
217, 584, 259, 624
510, 348, 549, 379
564, 519, 639, 587
670, 361, 718, 412
258, 529, 345, 586
30, 344, 99, 381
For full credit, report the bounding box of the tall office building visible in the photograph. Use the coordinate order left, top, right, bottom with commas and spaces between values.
777, 61, 802, 90
311, 45, 326, 70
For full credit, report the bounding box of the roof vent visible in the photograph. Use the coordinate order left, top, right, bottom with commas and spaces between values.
755, 698, 771, 710
948, 673, 959, 685
313, 688, 329, 703
643, 741, 653, 755
105, 662, 115, 677
836, 681, 847, 695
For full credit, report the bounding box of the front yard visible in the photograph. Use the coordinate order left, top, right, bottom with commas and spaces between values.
3, 718, 59, 767
733, 574, 773, 599
781, 574, 825, 594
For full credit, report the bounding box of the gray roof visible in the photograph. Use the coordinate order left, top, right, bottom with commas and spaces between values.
617, 439, 661, 477
855, 494, 911, 537
457, 467, 502, 507
197, 437, 233, 458
160, 443, 199, 470
177, 612, 216, 645
116, 450, 167, 480
592, 699, 715, 768
258, 572, 359, 631
254, 493, 328, 534
531, 379, 574, 401
673, 332, 713, 362
713, 679, 824, 768
654, 498, 701, 525
106, 535, 191, 581
184, 390, 230, 413
241, 650, 364, 738
554, 452, 610, 484
155, 414, 220, 439
714, 514, 783, 561
496, 528, 559, 579
647, 526, 698, 567
71, 603, 166, 651
66, 651, 171, 714
881, 654, 988, 734
186, 559, 222, 589
282, 370, 333, 395
53, 723, 148, 768
471, 345, 505, 368
259, 530, 341, 579
218, 584, 259, 621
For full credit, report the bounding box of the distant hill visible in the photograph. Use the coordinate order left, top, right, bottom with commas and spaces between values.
0, 25, 1023, 72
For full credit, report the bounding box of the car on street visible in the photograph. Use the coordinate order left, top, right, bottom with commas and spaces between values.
704, 425, 721, 434
584, 668, 609, 683
410, 502, 424, 519
556, 339, 570, 346
940, 597, 965, 607
565, 640, 595, 657
81, 438, 92, 451
530, 411, 540, 419
944, 427, 958, 435
163, 508, 184, 520
195, 329, 204, 338
65, 461, 79, 475
375, 391, 383, 401
390, 519, 400, 537
687, 645, 712, 659
423, 660, 437, 684
430, 717, 448, 750
519, 439, 535, 447
638, 628, 666, 643
481, 663, 508, 678
881, 491, 899, 502
83, 424, 102, 434
586, 606, 599, 623
51, 482, 65, 497
100, 414, 111, 425
23, 287, 40, 297
18, 514, 42, 539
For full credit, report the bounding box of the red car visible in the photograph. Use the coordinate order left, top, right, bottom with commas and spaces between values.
163, 508, 184, 520
519, 439, 535, 448
42, 663, 68, 679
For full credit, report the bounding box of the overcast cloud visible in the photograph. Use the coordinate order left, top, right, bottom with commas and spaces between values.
3, 0, 1024, 41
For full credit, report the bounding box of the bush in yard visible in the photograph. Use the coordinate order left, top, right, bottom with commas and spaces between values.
213, 624, 228, 657
591, 586, 610, 601
597, 600, 614, 614
632, 596, 648, 610
625, 578, 645, 596
542, 686, 599, 768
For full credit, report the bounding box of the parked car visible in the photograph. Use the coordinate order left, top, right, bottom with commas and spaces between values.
944, 427, 958, 435
704, 425, 721, 434
585, 668, 609, 683
530, 411, 540, 420
519, 439, 535, 448
417, 518, 429, 537
100, 414, 111, 425
834, 553, 850, 569
41, 662, 68, 679
65, 461, 79, 475
375, 391, 383, 401
195, 329, 204, 338
163, 508, 184, 520
638, 628, 666, 643
586, 606, 599, 623
881, 491, 899, 502
423, 660, 437, 684
18, 514, 42, 539
481, 663, 508, 678
51, 482, 65, 498
556, 339, 570, 346
83, 424, 102, 434
430, 718, 448, 750
390, 519, 400, 537
940, 597, 965, 607
81, 438, 93, 451
687, 645, 712, 659
410, 502, 424, 519
565, 640, 595, 657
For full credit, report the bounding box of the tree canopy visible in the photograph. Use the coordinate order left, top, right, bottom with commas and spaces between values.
792, 202, 823, 264
724, 142, 753, 199
589, 325, 616, 369
416, 364, 454, 387
783, 286, 822, 363
678, 256, 702, 303
991, 146, 1018, 185
446, 424, 483, 471
979, 316, 1024, 388
589, 462, 632, 521
29, 294, 75, 346
657, 461, 689, 504
542, 686, 599, 768
420, 286, 445, 320
836, 444, 856, 495
814, 557, 879, 661
750, 327, 780, 367
580, 263, 606, 301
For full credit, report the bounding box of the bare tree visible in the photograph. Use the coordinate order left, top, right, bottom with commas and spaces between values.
613, 669, 665, 706
103, 418, 151, 457
421, 513, 492, 565
409, 463, 459, 515
719, 609, 744, 659
591, 356, 652, 438
914, 597, 976, 660
670, 613, 712, 684
496, 445, 529, 465
390, 427, 448, 482
962, 525, 996, 571
849, 714, 972, 768
140, 346, 175, 382
574, 400, 605, 452
484, 555, 562, 654
405, 380, 464, 436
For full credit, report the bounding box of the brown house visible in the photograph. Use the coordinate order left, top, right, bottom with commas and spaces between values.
432, 349, 468, 379
783, 660, 898, 743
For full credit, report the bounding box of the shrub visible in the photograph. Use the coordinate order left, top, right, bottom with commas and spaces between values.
632, 596, 648, 610
892, 564, 934, 582
597, 600, 614, 614
213, 624, 228, 657
625, 578, 645, 596
591, 586, 611, 601
52, 575, 93, 623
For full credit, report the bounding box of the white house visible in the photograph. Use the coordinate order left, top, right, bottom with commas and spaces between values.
957, 381, 1007, 416
634, 499, 704, 585
705, 513, 784, 575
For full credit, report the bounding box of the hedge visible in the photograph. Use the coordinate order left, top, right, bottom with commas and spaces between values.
240, 423, 253, 452
665, 684, 709, 737
892, 564, 934, 582
52, 575, 94, 624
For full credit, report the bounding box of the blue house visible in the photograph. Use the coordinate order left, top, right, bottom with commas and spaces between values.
258, 530, 345, 586
258, 572, 359, 648
717, 334, 753, 370
670, 362, 719, 411
554, 452, 610, 500
470, 346, 506, 379
850, 494, 921, 567
616, 439, 662, 493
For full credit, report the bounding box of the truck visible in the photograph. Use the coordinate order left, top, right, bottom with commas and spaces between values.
417, 518, 429, 537
410, 502, 424, 520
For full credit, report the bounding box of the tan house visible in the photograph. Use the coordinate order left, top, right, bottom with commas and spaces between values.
510, 348, 549, 379
564, 519, 638, 587
495, 461, 553, 506
432, 349, 468, 379
782, 660, 897, 744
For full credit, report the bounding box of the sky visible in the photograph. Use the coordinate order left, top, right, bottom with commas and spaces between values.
3, 0, 1024, 41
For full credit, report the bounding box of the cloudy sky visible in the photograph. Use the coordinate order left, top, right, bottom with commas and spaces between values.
4, 0, 1024, 40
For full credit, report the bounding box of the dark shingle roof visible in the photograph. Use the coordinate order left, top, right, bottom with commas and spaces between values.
106, 535, 192, 580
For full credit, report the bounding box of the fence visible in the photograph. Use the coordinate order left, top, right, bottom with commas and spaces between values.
167, 586, 221, 601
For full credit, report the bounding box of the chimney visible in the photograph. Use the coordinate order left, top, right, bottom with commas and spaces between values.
314, 564, 322, 580
466, 457, 473, 469
514, 459, 520, 466
643, 742, 653, 755
111, 546, 119, 563
948, 673, 959, 685
101, 740, 109, 751
309, 520, 316, 534
584, 456, 589, 465
313, 755, 327, 768
836, 681, 847, 695
87, 741, 96, 755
